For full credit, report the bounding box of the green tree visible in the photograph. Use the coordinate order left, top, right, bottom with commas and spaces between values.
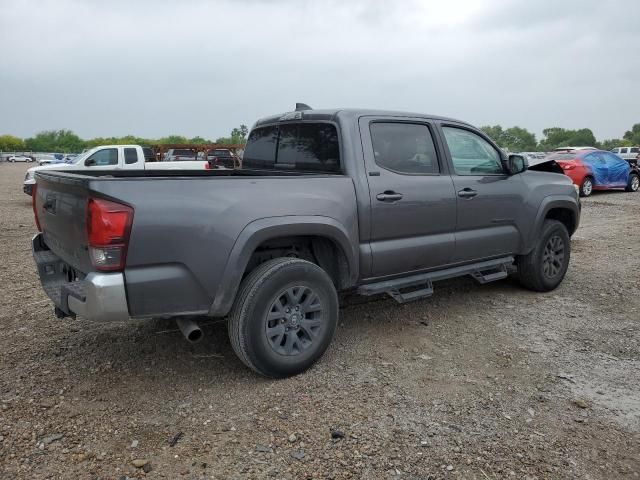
538, 127, 597, 151
157, 135, 188, 144
480, 125, 536, 152
598, 138, 630, 151
0, 134, 25, 151
480, 125, 504, 143
623, 123, 640, 145
24, 129, 85, 153
188, 136, 211, 145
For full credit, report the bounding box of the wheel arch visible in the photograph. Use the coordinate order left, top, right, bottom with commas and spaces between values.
525, 196, 580, 253
209, 216, 359, 317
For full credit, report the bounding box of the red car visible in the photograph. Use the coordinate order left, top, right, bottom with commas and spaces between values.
547, 149, 640, 197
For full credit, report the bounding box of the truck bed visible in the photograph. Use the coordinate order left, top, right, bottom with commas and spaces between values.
33, 169, 358, 318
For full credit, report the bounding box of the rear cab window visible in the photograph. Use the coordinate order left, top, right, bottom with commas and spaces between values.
243, 122, 340, 173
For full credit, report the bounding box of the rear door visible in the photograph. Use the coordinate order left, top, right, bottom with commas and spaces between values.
359, 117, 457, 278
584, 152, 608, 186
439, 124, 524, 263
602, 152, 630, 187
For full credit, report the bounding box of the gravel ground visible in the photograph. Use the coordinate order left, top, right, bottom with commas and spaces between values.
0, 162, 638, 480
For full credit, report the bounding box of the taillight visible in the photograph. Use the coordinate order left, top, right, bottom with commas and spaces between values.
557, 160, 577, 171
86, 198, 133, 271
32, 184, 41, 231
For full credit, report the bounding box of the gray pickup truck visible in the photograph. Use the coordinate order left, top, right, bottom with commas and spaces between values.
31, 106, 580, 378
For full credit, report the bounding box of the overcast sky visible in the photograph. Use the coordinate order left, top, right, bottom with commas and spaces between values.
1, 0, 638, 141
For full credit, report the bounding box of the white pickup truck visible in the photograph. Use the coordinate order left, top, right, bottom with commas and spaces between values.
23, 145, 208, 195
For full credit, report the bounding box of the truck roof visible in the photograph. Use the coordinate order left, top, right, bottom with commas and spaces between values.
253, 108, 472, 128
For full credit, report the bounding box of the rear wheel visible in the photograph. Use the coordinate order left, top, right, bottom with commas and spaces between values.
518, 219, 571, 292
626, 173, 639, 192
580, 176, 593, 197
228, 258, 338, 378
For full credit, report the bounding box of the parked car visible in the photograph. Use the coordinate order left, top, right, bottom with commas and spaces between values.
23, 145, 207, 195
610, 146, 639, 164
552, 146, 597, 152
39, 155, 69, 166
547, 149, 639, 196
31, 106, 580, 378
163, 148, 198, 162
206, 148, 240, 168
8, 155, 34, 162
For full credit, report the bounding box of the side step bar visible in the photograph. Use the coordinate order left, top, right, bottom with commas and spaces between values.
357, 256, 514, 304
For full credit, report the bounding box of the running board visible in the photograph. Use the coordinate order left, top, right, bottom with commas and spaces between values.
358, 256, 514, 304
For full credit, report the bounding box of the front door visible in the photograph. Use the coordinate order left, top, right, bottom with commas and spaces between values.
360, 118, 457, 278
439, 125, 524, 263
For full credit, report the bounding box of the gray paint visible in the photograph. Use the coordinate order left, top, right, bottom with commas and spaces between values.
34, 108, 580, 321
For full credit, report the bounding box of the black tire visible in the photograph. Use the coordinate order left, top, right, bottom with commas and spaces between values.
626, 173, 639, 192
517, 219, 571, 292
228, 258, 339, 378
579, 176, 593, 197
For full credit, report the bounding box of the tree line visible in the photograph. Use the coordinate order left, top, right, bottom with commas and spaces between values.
479, 124, 640, 152
0, 125, 249, 153
0, 123, 639, 154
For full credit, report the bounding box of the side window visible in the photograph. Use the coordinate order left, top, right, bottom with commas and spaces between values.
369, 122, 439, 174
85, 148, 118, 167
277, 123, 340, 172
243, 126, 278, 169
442, 127, 504, 175
585, 153, 606, 164
631, 147, 639, 154
124, 148, 138, 165
605, 152, 625, 164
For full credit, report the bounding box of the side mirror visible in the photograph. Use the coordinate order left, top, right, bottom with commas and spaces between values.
507, 154, 527, 175
85, 158, 95, 166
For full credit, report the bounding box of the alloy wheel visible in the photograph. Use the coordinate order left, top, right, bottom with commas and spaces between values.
265, 286, 323, 356
542, 235, 565, 279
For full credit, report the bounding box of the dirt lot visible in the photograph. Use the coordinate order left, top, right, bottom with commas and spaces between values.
0, 162, 638, 480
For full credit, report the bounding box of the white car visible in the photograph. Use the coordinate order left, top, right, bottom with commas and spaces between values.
8, 155, 35, 162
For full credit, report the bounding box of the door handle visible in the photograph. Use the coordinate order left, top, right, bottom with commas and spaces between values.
457, 188, 477, 199
376, 192, 403, 201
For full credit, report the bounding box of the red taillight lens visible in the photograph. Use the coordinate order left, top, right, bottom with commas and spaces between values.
87, 198, 133, 271
557, 160, 577, 171
32, 184, 41, 231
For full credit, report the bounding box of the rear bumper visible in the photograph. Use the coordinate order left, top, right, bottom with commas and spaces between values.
32, 234, 129, 322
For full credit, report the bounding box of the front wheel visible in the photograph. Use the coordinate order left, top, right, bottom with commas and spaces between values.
228, 258, 339, 378
580, 176, 593, 197
626, 173, 639, 192
518, 219, 571, 292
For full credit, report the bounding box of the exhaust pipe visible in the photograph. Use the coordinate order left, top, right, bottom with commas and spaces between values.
176, 318, 203, 343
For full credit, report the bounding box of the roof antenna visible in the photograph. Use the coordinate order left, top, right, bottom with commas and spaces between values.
295, 103, 312, 111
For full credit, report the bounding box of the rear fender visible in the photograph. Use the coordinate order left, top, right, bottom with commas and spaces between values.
209, 216, 358, 317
